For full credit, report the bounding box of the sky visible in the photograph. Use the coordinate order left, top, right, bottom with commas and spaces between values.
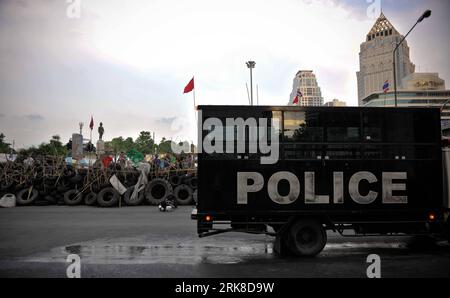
0, 0, 449, 149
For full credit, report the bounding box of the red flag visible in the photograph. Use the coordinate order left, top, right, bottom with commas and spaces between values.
293, 90, 302, 105
89, 116, 94, 130
183, 77, 195, 94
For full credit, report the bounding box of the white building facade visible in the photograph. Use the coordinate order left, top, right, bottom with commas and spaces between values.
324, 99, 346, 107
288, 70, 323, 106
362, 73, 450, 123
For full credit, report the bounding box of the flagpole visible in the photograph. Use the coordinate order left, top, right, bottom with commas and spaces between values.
89, 115, 92, 143
193, 88, 196, 109
193, 86, 197, 155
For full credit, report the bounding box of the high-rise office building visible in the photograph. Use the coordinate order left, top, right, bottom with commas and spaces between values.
357, 13, 450, 127
289, 70, 323, 106
356, 12, 415, 106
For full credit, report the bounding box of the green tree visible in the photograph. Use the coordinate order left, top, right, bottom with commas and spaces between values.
107, 136, 124, 153
123, 137, 134, 152
38, 135, 68, 156
157, 137, 173, 154
106, 136, 135, 154
17, 146, 39, 162
135, 131, 155, 155
0, 133, 12, 153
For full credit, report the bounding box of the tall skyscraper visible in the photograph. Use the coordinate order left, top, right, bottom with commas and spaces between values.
356, 12, 415, 106
289, 70, 323, 106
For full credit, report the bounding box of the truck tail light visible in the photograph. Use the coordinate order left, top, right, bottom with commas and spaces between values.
205, 215, 212, 222
427, 212, 436, 222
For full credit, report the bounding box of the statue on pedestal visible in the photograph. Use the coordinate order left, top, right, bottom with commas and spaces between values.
98, 122, 104, 140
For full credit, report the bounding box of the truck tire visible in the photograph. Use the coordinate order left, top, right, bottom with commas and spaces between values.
84, 192, 97, 206
174, 184, 193, 205
287, 218, 327, 257
97, 187, 120, 207
145, 178, 173, 205
274, 234, 296, 257
16, 187, 38, 206
123, 186, 145, 206
63, 189, 83, 206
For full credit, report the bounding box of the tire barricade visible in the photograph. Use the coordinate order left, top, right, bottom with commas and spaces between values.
0, 157, 197, 208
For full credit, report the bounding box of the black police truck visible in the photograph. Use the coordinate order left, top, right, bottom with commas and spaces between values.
193, 105, 450, 256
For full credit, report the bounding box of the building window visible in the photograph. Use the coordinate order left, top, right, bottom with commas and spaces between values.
283, 111, 323, 142
323, 111, 361, 142
363, 111, 383, 142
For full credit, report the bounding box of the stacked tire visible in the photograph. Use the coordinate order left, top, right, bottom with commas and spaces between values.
16, 187, 39, 206
123, 186, 145, 206
173, 184, 193, 205
97, 187, 121, 207
167, 173, 197, 205
145, 178, 173, 205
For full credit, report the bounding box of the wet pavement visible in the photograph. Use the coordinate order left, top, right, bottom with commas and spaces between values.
0, 206, 449, 278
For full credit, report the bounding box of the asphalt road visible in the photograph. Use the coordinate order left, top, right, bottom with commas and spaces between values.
0, 206, 449, 278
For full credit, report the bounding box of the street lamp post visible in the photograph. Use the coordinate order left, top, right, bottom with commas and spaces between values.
246, 61, 256, 105
393, 9, 431, 107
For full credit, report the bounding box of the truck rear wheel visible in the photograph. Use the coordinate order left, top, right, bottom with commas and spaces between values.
287, 219, 327, 257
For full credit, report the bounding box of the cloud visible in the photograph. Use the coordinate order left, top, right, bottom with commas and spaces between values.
25, 114, 44, 121
155, 117, 177, 126
0, 113, 5, 118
